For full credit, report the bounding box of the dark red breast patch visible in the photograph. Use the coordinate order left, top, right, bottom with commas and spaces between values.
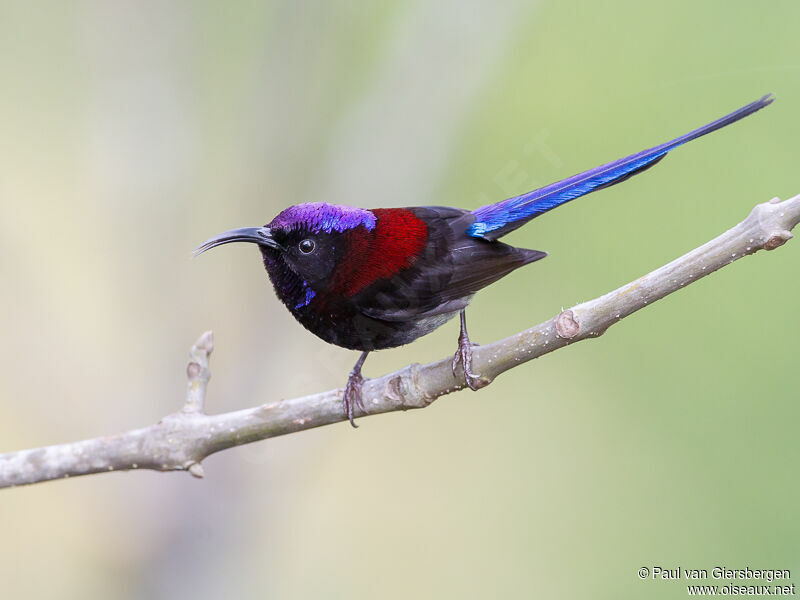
331, 208, 428, 297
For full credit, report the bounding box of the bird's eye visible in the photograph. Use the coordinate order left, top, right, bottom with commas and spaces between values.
298, 239, 315, 254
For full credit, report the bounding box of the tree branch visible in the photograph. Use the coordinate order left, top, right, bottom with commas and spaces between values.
2, 194, 799, 489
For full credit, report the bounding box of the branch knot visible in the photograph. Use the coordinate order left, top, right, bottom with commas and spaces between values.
555, 310, 580, 339
763, 231, 793, 251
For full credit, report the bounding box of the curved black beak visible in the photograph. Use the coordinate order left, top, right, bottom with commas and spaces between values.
193, 226, 282, 256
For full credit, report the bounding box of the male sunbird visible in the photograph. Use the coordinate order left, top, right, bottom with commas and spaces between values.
196, 94, 772, 426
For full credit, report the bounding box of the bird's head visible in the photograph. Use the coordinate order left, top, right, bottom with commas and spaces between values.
194, 202, 379, 310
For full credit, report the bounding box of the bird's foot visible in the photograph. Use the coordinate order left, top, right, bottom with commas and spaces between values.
452, 333, 481, 391
343, 368, 365, 428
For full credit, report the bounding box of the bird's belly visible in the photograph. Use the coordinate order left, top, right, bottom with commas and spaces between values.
377, 311, 461, 349
294, 306, 461, 351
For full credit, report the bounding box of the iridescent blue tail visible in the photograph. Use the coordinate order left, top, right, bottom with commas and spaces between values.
468, 94, 773, 241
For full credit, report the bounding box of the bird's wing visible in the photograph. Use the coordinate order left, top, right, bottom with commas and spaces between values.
468, 94, 774, 241
360, 246, 546, 321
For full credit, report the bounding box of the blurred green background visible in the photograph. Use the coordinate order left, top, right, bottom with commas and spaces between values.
1, 1, 798, 598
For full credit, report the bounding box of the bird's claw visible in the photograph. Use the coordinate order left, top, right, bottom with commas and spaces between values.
452, 336, 481, 391
343, 369, 365, 428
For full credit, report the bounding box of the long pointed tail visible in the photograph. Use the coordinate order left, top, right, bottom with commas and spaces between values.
467, 94, 774, 241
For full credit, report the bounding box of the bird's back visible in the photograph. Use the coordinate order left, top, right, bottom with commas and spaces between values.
312, 206, 546, 350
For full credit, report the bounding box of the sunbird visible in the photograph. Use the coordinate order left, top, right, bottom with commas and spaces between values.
196, 94, 772, 426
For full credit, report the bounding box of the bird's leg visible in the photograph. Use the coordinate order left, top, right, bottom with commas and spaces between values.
452, 310, 481, 391
343, 351, 369, 428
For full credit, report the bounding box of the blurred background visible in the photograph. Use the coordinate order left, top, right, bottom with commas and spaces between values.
1, 1, 798, 598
